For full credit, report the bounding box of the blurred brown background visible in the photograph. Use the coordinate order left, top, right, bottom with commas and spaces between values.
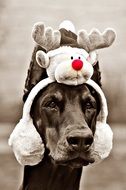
0, 0, 126, 189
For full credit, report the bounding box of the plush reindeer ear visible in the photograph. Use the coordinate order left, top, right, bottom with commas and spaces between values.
36, 50, 49, 68
23, 45, 48, 102
87, 51, 98, 66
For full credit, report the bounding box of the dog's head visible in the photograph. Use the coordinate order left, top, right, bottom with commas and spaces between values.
31, 82, 100, 168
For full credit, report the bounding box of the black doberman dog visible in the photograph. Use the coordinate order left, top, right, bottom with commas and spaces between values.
21, 45, 101, 190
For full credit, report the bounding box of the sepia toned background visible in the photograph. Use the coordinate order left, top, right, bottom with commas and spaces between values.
0, 0, 126, 189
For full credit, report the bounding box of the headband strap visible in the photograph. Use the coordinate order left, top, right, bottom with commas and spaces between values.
86, 79, 108, 123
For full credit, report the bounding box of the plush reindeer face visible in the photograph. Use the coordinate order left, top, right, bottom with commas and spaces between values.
31, 82, 100, 168
36, 47, 96, 85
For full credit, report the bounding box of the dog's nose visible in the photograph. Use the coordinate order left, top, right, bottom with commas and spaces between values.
67, 134, 93, 150
72, 59, 83, 71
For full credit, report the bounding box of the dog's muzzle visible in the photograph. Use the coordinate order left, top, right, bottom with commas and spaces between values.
50, 126, 95, 167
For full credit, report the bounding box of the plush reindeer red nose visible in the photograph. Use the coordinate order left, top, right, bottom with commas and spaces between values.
72, 59, 83, 71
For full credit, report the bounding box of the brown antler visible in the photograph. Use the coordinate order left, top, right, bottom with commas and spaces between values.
32, 22, 61, 51
77, 28, 116, 52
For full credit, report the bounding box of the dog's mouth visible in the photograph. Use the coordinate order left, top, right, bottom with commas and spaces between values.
50, 155, 95, 168
57, 157, 94, 168
48, 137, 95, 168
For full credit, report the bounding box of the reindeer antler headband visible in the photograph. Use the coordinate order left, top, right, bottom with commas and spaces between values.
9, 21, 116, 166
32, 21, 115, 52
32, 22, 61, 51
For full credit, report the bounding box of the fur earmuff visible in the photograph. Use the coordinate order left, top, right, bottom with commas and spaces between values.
8, 118, 45, 166
93, 121, 113, 162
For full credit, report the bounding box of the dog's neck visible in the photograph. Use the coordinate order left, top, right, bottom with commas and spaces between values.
22, 153, 82, 190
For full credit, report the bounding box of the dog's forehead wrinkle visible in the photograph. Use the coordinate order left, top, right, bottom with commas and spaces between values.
46, 82, 89, 94
44, 91, 63, 101
40, 83, 81, 104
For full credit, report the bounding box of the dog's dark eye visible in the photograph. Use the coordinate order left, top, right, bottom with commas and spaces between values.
81, 101, 94, 113
85, 102, 93, 109
47, 101, 57, 109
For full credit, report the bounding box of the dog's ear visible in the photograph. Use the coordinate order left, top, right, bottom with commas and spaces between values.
91, 61, 102, 87
23, 45, 48, 102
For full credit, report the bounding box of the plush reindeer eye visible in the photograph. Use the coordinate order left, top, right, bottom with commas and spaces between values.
78, 56, 81, 59
71, 56, 73, 60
